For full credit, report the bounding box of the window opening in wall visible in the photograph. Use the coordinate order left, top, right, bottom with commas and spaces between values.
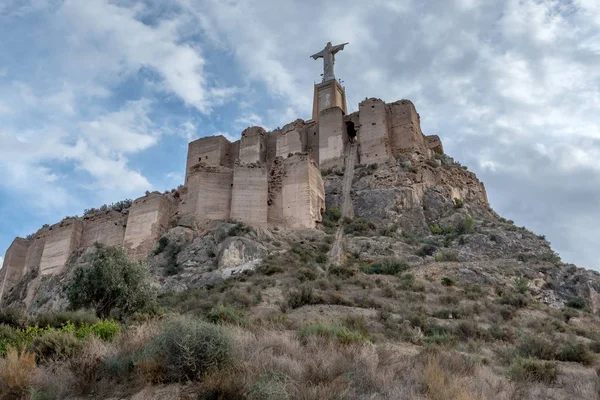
346, 121, 357, 143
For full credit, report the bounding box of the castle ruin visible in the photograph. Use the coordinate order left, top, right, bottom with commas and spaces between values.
0, 42, 467, 305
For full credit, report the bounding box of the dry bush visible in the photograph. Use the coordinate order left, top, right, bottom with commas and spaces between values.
30, 361, 76, 400
0, 347, 38, 398
425, 354, 487, 400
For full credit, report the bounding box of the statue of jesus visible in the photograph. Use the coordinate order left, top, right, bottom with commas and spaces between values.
311, 41, 348, 83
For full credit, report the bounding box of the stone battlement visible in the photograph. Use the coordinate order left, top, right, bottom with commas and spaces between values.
0, 98, 453, 304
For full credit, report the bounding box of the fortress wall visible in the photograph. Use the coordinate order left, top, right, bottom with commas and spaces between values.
267, 157, 285, 225
228, 140, 240, 168
425, 135, 444, 155
231, 164, 268, 226
358, 98, 391, 165
239, 127, 267, 164
0, 238, 30, 303
306, 122, 319, 164
276, 120, 306, 159
318, 107, 345, 168
181, 165, 233, 222
186, 136, 231, 181
387, 100, 426, 156
280, 154, 325, 228
80, 211, 127, 249
266, 131, 278, 168
124, 194, 174, 261
39, 219, 83, 276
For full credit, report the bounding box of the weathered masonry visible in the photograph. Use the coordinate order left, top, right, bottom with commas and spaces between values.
0, 95, 447, 304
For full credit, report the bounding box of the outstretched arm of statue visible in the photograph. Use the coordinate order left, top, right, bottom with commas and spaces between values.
331, 42, 349, 53
310, 51, 324, 60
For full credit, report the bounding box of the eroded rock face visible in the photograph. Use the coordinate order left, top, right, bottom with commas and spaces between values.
217, 236, 267, 273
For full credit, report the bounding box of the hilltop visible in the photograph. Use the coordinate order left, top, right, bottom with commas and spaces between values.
1, 98, 600, 399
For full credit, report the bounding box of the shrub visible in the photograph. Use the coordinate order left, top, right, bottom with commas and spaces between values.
454, 321, 491, 341
142, 316, 231, 382
328, 265, 358, 279
88, 320, 120, 341
360, 259, 407, 275
31, 331, 81, 361
248, 372, 289, 400
456, 217, 474, 234
66, 246, 156, 318
323, 207, 341, 223
507, 357, 557, 383
499, 292, 528, 308
453, 198, 464, 208
555, 341, 594, 365
416, 244, 437, 257
154, 236, 169, 255
441, 277, 455, 287
206, 305, 249, 327
297, 322, 368, 345
343, 218, 376, 235
228, 222, 251, 236
285, 285, 316, 309
513, 277, 529, 294
434, 252, 459, 262
566, 297, 588, 310
488, 325, 516, 343
429, 224, 443, 235
517, 336, 555, 360
0, 308, 27, 328
0, 347, 38, 398
33, 311, 99, 329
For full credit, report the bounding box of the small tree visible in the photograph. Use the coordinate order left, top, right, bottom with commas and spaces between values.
66, 246, 155, 318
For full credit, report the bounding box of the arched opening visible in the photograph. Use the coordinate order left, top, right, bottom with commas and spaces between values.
346, 121, 357, 143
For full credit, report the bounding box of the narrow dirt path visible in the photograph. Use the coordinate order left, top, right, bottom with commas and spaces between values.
328, 143, 358, 266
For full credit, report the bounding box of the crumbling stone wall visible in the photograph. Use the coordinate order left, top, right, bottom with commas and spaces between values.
425, 135, 444, 155
0, 238, 29, 304
181, 164, 234, 223
39, 219, 83, 276
186, 136, 232, 181
275, 119, 306, 159
80, 210, 127, 248
318, 107, 345, 168
267, 157, 285, 225
387, 100, 426, 156
123, 194, 174, 261
358, 98, 391, 165
239, 126, 267, 164
279, 154, 325, 228
231, 163, 268, 226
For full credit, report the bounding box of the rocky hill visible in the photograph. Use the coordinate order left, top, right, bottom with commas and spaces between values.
2, 106, 600, 399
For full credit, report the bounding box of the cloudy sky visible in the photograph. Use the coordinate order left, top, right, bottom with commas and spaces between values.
0, 0, 598, 270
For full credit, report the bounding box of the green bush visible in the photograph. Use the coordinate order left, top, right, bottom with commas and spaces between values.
31, 331, 81, 361
453, 198, 464, 208
513, 277, 529, 294
285, 285, 316, 309
206, 305, 249, 327
499, 292, 529, 308
555, 341, 594, 365
454, 321, 491, 341
343, 218, 376, 235
441, 277, 455, 287
33, 311, 99, 329
416, 244, 437, 257
298, 322, 368, 345
248, 372, 289, 400
88, 320, 120, 341
323, 207, 341, 223
566, 297, 588, 310
143, 316, 231, 382
507, 357, 557, 383
228, 222, 251, 236
66, 246, 156, 318
517, 336, 555, 360
456, 217, 474, 234
429, 224, 443, 235
360, 259, 407, 275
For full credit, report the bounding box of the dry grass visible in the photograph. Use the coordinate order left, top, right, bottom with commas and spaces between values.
0, 347, 38, 399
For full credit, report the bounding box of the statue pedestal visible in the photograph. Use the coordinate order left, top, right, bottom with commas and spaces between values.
312, 79, 347, 122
